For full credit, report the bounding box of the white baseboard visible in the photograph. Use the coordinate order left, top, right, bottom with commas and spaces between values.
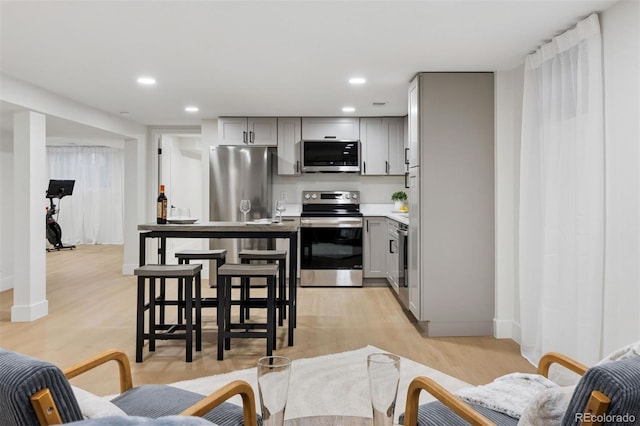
122, 263, 136, 275
11, 299, 48, 322
493, 319, 523, 343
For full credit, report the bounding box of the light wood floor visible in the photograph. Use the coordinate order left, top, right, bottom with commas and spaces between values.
0, 245, 535, 396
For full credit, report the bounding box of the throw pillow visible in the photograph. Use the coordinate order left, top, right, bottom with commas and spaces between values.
597, 340, 640, 365
518, 386, 575, 426
72, 386, 127, 419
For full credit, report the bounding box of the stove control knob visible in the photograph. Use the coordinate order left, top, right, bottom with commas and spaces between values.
352, 193, 358, 200
344, 193, 351, 199
311, 193, 317, 199
304, 193, 311, 200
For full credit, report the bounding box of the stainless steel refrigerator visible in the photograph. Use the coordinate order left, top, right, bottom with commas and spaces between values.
209, 145, 273, 275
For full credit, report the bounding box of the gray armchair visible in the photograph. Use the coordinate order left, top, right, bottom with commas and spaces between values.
0, 348, 259, 426
401, 352, 640, 426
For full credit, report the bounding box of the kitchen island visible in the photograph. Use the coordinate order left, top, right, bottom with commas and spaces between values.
138, 221, 299, 346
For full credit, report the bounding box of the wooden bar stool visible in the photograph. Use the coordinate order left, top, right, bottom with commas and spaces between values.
238, 249, 287, 326
134, 264, 202, 363
216, 263, 279, 361
175, 249, 226, 319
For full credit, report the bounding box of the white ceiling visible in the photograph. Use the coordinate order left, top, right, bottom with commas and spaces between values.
0, 0, 619, 131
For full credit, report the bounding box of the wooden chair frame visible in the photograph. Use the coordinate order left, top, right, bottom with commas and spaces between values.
29, 349, 258, 426
403, 351, 610, 426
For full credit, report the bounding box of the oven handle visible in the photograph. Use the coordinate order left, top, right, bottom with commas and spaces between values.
300, 217, 364, 228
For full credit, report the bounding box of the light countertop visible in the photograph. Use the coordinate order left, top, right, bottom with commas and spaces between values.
282, 203, 409, 225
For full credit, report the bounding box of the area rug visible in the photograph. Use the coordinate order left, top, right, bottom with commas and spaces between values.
170, 346, 471, 423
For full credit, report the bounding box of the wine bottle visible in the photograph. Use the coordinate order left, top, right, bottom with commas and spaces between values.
157, 184, 167, 224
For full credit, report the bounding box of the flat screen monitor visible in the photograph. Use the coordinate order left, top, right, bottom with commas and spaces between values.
46, 179, 75, 198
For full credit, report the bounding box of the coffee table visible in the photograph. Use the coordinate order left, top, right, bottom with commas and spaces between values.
286, 416, 399, 425
285, 416, 371, 426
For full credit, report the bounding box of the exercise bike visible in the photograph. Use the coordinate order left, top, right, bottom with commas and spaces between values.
46, 179, 76, 252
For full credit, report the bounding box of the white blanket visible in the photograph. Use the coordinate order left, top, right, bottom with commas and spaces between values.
454, 373, 558, 418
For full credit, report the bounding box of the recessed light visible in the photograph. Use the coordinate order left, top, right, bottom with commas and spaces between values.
349, 77, 366, 85
137, 76, 156, 85
185, 106, 199, 113
342, 106, 355, 113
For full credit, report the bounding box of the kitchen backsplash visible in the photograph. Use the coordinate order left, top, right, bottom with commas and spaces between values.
273, 173, 405, 204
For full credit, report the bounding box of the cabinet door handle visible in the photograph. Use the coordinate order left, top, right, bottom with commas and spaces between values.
366, 220, 369, 233
296, 160, 300, 173
389, 239, 394, 253
363, 162, 366, 174
243, 131, 248, 144
249, 131, 255, 144
405, 148, 410, 164
404, 172, 409, 189
385, 161, 389, 174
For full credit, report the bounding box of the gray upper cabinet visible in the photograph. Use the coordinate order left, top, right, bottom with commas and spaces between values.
407, 77, 419, 167
218, 117, 277, 146
301, 117, 359, 140
360, 117, 405, 176
277, 118, 302, 175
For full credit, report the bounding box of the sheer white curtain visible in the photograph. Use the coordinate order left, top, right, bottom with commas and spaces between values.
47, 146, 124, 245
519, 14, 604, 366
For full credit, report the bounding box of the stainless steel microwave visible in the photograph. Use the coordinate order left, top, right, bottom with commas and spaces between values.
301, 140, 360, 173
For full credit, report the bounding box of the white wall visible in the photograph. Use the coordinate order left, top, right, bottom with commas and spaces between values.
494, 66, 524, 341
273, 174, 405, 205
601, 0, 640, 355
0, 129, 15, 291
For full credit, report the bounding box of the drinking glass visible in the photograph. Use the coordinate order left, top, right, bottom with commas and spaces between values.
257, 356, 291, 426
367, 353, 401, 426
240, 199, 251, 222
274, 199, 286, 223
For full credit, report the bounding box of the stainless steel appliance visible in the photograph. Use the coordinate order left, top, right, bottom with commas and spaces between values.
301, 140, 360, 173
398, 222, 409, 309
300, 190, 363, 286
209, 146, 273, 265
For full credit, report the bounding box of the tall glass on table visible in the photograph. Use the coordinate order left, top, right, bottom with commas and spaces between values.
368, 353, 401, 426
274, 199, 286, 223
240, 199, 251, 222
257, 356, 291, 426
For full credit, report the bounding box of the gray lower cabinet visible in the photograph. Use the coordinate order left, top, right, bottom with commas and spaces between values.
363, 217, 387, 279
385, 218, 400, 293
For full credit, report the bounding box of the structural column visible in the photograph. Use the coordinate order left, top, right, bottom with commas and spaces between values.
12, 111, 48, 321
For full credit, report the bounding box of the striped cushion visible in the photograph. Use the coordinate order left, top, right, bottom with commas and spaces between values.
0, 349, 84, 425
112, 384, 261, 426
562, 355, 640, 425
67, 415, 216, 425
398, 401, 518, 426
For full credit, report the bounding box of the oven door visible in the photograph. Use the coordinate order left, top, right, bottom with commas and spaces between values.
300, 217, 363, 287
